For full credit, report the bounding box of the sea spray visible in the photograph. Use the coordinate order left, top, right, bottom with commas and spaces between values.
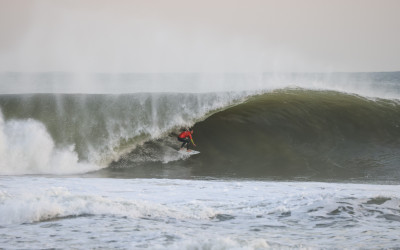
0, 110, 98, 175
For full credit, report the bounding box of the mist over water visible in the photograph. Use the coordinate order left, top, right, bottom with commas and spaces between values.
1, 71, 400, 98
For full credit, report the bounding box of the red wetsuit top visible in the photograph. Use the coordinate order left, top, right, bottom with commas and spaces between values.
178, 131, 192, 139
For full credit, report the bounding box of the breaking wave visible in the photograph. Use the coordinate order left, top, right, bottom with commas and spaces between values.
1, 72, 400, 181
0, 92, 249, 175
111, 89, 400, 182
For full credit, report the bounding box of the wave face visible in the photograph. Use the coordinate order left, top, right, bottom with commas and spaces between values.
0, 92, 248, 174
110, 89, 400, 182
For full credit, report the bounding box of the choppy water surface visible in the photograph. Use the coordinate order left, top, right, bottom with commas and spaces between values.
1, 177, 399, 249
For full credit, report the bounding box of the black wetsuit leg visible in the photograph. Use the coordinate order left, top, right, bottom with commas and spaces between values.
177, 137, 190, 150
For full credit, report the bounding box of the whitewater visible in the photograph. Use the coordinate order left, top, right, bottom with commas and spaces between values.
1, 72, 400, 249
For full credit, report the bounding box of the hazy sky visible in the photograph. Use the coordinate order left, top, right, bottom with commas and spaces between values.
0, 0, 399, 73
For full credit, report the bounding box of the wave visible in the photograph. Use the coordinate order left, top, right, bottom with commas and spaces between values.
110, 89, 400, 182
0, 185, 214, 226
1, 71, 400, 179
0, 92, 249, 175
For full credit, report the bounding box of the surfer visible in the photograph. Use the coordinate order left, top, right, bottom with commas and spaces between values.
178, 128, 196, 152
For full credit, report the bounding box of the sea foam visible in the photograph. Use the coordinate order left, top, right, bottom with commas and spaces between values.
0, 111, 99, 175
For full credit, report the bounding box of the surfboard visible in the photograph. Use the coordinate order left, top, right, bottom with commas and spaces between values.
178, 149, 200, 155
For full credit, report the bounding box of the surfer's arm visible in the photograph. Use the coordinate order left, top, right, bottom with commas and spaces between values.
188, 134, 196, 146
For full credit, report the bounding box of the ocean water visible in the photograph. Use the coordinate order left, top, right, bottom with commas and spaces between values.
1, 177, 399, 249
1, 72, 400, 249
